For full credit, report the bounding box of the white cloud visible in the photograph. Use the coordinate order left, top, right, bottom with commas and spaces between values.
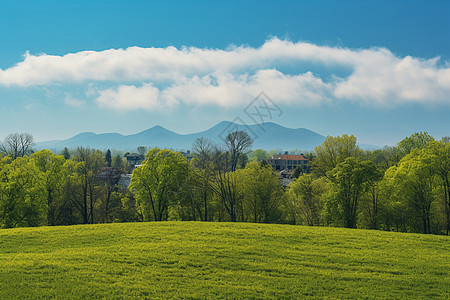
64, 95, 86, 108
96, 83, 175, 111
162, 69, 333, 108
1, 38, 449, 109
93, 70, 333, 111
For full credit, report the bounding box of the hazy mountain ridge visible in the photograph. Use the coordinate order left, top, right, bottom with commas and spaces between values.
35, 121, 378, 152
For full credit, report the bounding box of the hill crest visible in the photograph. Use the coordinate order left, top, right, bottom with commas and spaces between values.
35, 121, 378, 152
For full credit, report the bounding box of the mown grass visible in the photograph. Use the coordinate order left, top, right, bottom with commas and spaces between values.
0, 222, 449, 299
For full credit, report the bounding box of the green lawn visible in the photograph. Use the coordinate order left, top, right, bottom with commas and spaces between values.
0, 222, 449, 299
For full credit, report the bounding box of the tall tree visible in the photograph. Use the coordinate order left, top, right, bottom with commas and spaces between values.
105, 149, 112, 167
224, 131, 253, 172
192, 137, 214, 169
66, 147, 105, 224
289, 175, 326, 226
61, 147, 71, 160
112, 155, 126, 173
312, 134, 361, 178
0, 156, 46, 228
398, 131, 434, 156
237, 162, 284, 223
191, 137, 218, 221
130, 148, 189, 221
384, 149, 437, 234
30, 150, 66, 226
0, 133, 35, 159
208, 148, 241, 222
98, 167, 122, 222
422, 141, 450, 234
327, 157, 381, 228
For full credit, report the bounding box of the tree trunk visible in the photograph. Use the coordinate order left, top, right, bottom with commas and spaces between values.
105, 190, 112, 222
83, 190, 88, 224
203, 189, 208, 222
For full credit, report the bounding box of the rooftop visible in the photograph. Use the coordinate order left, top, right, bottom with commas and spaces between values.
271, 154, 308, 161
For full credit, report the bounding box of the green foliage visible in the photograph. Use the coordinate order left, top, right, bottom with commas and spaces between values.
60, 147, 71, 160
292, 165, 303, 179
30, 150, 66, 226
327, 158, 382, 228
105, 149, 112, 167
423, 141, 450, 234
67, 147, 107, 224
0, 131, 448, 236
312, 134, 362, 177
0, 222, 449, 299
367, 146, 402, 171
112, 154, 126, 173
130, 148, 189, 221
288, 175, 327, 226
249, 149, 268, 162
398, 131, 434, 156
384, 145, 442, 234
236, 162, 284, 223
0, 155, 46, 228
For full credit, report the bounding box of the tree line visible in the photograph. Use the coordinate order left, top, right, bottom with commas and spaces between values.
0, 131, 448, 235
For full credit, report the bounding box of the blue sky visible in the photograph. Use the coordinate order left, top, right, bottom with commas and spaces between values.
0, 0, 449, 147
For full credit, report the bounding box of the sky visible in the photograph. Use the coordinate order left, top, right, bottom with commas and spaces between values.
0, 0, 449, 147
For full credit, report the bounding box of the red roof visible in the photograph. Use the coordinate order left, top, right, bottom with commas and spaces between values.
271, 155, 308, 161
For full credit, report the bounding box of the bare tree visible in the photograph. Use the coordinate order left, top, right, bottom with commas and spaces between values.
191, 137, 215, 221
66, 147, 106, 224
192, 137, 214, 168
137, 146, 148, 157
224, 131, 253, 172
0, 133, 35, 159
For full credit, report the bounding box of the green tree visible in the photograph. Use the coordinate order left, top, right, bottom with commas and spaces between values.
112, 155, 126, 173
312, 134, 362, 178
130, 148, 189, 221
398, 131, 434, 156
288, 175, 327, 226
249, 149, 268, 162
423, 141, 450, 235
61, 147, 71, 160
384, 149, 437, 234
236, 162, 284, 223
65, 147, 106, 224
327, 157, 381, 228
30, 150, 66, 226
292, 165, 303, 179
0, 156, 46, 228
368, 146, 403, 171
105, 149, 112, 167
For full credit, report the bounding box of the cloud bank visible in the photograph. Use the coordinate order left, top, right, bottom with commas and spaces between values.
1, 38, 449, 110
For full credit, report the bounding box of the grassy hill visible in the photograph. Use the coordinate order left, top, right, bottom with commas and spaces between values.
0, 222, 448, 299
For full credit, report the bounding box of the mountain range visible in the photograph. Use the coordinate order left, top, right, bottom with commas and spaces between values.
35, 121, 377, 152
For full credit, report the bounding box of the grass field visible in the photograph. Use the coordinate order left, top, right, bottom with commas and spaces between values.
0, 222, 449, 299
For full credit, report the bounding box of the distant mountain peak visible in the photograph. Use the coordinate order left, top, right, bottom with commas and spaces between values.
35, 121, 378, 152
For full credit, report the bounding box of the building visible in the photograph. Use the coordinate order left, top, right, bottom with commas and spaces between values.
267, 153, 309, 173
278, 169, 295, 187
180, 150, 194, 163
125, 153, 145, 168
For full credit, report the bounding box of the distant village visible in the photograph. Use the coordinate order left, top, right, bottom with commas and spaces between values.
121, 149, 309, 189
